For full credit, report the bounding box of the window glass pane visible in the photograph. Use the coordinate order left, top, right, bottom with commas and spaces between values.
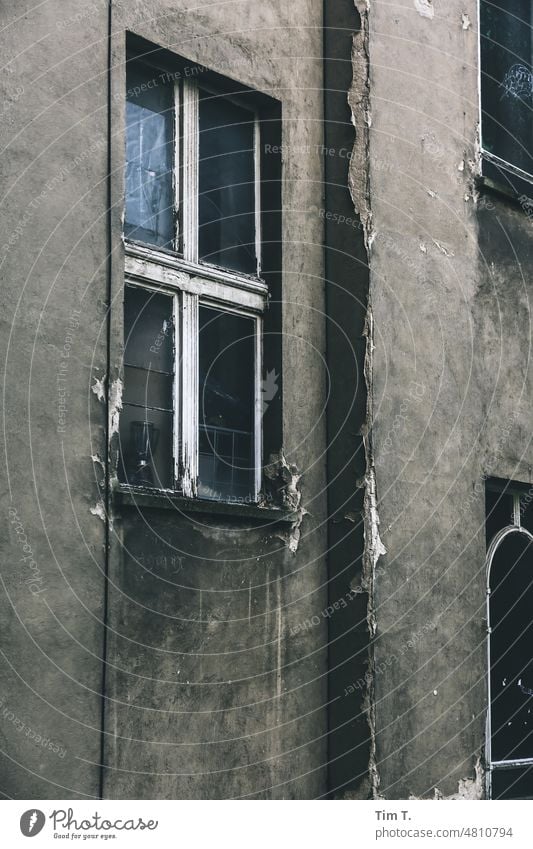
480, 0, 533, 175
486, 487, 515, 547
489, 532, 533, 762
520, 492, 533, 534
125, 62, 175, 248
119, 287, 174, 489
198, 306, 255, 501
199, 92, 257, 275
492, 766, 533, 799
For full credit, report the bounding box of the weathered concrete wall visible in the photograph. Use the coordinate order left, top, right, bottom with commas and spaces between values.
0, 0, 329, 802
362, 0, 533, 798
0, 1, 108, 798
103, 1, 328, 798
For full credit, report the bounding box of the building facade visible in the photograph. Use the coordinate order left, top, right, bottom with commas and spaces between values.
1, 0, 532, 800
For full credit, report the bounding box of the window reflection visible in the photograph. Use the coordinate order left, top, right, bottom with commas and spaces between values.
119, 287, 174, 489
199, 92, 257, 275
125, 63, 175, 249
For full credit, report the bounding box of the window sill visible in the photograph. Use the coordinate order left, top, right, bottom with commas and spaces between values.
478, 151, 533, 207
113, 484, 297, 523
476, 175, 526, 209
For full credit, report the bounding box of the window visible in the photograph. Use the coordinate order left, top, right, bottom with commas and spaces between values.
485, 481, 533, 799
118, 49, 281, 503
124, 57, 260, 275
480, 1, 533, 191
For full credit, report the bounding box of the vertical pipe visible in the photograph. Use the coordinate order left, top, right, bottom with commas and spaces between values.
99, 0, 113, 801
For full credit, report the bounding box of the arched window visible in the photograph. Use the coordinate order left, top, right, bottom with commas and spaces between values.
486, 484, 533, 799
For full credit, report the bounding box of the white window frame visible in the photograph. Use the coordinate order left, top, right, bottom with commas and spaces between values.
485, 486, 533, 798
123, 64, 267, 503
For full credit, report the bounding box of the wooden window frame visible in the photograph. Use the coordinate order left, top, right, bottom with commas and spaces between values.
122, 58, 267, 503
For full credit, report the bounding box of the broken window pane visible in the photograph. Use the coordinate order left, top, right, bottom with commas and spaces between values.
119, 287, 174, 489
480, 0, 533, 176
125, 62, 175, 249
198, 92, 257, 275
489, 532, 533, 766
198, 306, 255, 501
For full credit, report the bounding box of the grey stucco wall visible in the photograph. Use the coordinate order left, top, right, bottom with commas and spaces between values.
0, 0, 329, 800
365, 0, 533, 798
0, 0, 109, 798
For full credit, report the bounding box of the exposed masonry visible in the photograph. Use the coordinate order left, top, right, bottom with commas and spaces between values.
349, 0, 383, 800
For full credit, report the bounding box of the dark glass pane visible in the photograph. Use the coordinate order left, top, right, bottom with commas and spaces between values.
125, 62, 174, 248
119, 405, 173, 490
199, 92, 257, 274
520, 492, 533, 534
486, 487, 515, 547
480, 1, 533, 175
492, 766, 533, 799
119, 288, 174, 489
198, 306, 255, 501
490, 532, 533, 762
123, 366, 173, 411
124, 286, 174, 373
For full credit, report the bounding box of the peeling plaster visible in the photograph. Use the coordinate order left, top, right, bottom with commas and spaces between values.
348, 0, 373, 252
414, 0, 434, 20
91, 376, 105, 403
349, 0, 385, 800
361, 306, 387, 650
473, 123, 483, 177
410, 758, 484, 800
432, 239, 455, 257
109, 378, 123, 438
90, 501, 106, 522
91, 454, 105, 471
265, 451, 307, 553
91, 453, 105, 488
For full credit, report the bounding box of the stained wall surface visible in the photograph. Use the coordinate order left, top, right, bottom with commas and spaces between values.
103, 0, 329, 799
0, 0, 109, 799
365, 0, 533, 799
0, 0, 330, 800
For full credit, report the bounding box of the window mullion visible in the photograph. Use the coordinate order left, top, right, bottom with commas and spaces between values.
180, 291, 199, 497
173, 81, 181, 251
254, 316, 262, 500
183, 79, 199, 263
254, 115, 262, 277
172, 294, 180, 488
